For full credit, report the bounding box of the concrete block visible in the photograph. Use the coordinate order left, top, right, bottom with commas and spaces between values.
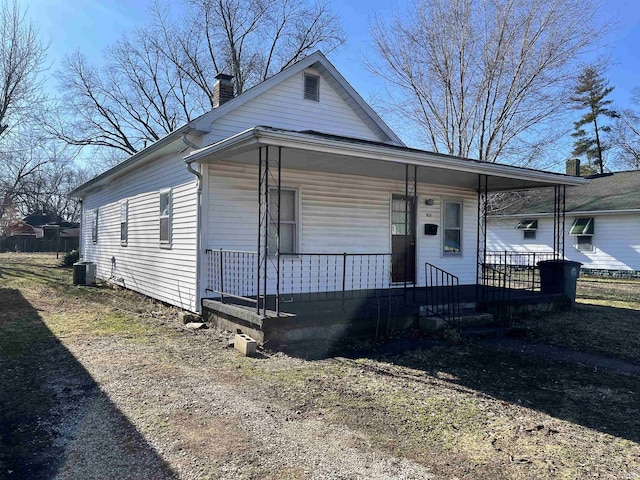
178, 311, 199, 324
185, 322, 207, 330
234, 333, 257, 357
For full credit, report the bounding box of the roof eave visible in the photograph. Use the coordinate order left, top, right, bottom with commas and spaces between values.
186, 127, 589, 189
491, 208, 640, 218
69, 124, 194, 198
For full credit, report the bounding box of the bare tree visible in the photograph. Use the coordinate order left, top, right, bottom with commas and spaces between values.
0, 0, 47, 140
0, 130, 82, 222
51, 0, 345, 156
369, 0, 607, 164
612, 87, 640, 170
52, 41, 189, 156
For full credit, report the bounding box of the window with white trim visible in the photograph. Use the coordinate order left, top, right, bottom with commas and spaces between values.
570, 217, 594, 252
120, 201, 128, 246
268, 189, 297, 255
442, 200, 462, 255
91, 209, 98, 244
159, 189, 172, 247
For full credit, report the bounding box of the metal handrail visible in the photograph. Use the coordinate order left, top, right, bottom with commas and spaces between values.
424, 262, 460, 330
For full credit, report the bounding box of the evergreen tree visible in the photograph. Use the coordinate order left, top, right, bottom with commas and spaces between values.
571, 65, 618, 174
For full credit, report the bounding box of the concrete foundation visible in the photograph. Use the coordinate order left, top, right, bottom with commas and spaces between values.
202, 285, 570, 356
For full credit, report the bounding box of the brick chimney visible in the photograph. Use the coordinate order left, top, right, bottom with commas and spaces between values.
212, 73, 234, 108
566, 158, 581, 176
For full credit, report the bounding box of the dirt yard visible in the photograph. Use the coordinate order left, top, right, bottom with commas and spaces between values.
1, 253, 639, 479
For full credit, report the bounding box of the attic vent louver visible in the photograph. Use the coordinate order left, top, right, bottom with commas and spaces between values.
304, 73, 320, 102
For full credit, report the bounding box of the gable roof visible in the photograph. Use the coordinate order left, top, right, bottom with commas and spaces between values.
70, 51, 402, 197
492, 170, 640, 216
190, 50, 403, 145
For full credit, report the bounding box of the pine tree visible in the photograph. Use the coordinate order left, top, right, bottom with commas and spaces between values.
571, 66, 618, 175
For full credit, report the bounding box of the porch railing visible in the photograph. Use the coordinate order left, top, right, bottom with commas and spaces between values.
205, 249, 258, 304
484, 250, 556, 291
279, 253, 392, 300
480, 264, 512, 323
205, 249, 392, 310
424, 262, 460, 330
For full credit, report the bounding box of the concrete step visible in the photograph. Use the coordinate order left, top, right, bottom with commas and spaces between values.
459, 312, 495, 327
461, 325, 508, 339
419, 302, 477, 316
419, 310, 494, 332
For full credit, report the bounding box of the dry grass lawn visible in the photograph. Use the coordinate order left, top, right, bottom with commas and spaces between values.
1, 253, 639, 479
517, 276, 640, 363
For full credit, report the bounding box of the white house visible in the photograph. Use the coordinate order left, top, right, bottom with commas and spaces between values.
70, 51, 587, 337
487, 161, 640, 277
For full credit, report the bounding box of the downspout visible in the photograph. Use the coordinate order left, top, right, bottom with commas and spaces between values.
183, 132, 204, 314
78, 198, 83, 260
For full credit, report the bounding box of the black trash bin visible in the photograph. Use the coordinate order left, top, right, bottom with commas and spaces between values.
537, 259, 582, 302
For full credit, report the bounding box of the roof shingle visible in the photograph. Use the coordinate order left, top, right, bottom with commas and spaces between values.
493, 170, 640, 214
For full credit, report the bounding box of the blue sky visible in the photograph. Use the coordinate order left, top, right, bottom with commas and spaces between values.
24, 0, 640, 154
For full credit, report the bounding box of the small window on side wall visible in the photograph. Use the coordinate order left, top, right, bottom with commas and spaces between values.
523, 229, 536, 240
159, 189, 172, 247
120, 201, 128, 246
92, 209, 99, 244
570, 217, 594, 252
443, 200, 462, 255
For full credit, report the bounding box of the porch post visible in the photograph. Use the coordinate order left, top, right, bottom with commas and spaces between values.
404, 164, 409, 293
257, 147, 263, 314
263, 146, 269, 316
275, 147, 282, 316
257, 145, 282, 317
403, 164, 417, 297
552, 185, 566, 260
476, 175, 488, 292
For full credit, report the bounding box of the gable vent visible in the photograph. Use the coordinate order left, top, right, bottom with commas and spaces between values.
304, 73, 320, 102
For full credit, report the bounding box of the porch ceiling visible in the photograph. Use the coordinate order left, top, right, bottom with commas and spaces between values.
186, 127, 589, 192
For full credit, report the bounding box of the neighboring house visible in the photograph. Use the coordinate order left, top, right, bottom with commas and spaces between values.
0, 210, 79, 253
488, 161, 640, 276
70, 51, 586, 336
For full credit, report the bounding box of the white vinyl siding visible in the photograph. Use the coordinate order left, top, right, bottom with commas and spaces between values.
202, 67, 383, 144
207, 162, 479, 287
488, 214, 640, 271
80, 152, 199, 312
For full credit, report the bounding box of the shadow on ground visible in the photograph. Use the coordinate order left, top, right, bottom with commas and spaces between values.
348, 333, 640, 444
0, 288, 176, 479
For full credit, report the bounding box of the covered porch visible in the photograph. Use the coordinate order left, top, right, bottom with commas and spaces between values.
187, 127, 587, 347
